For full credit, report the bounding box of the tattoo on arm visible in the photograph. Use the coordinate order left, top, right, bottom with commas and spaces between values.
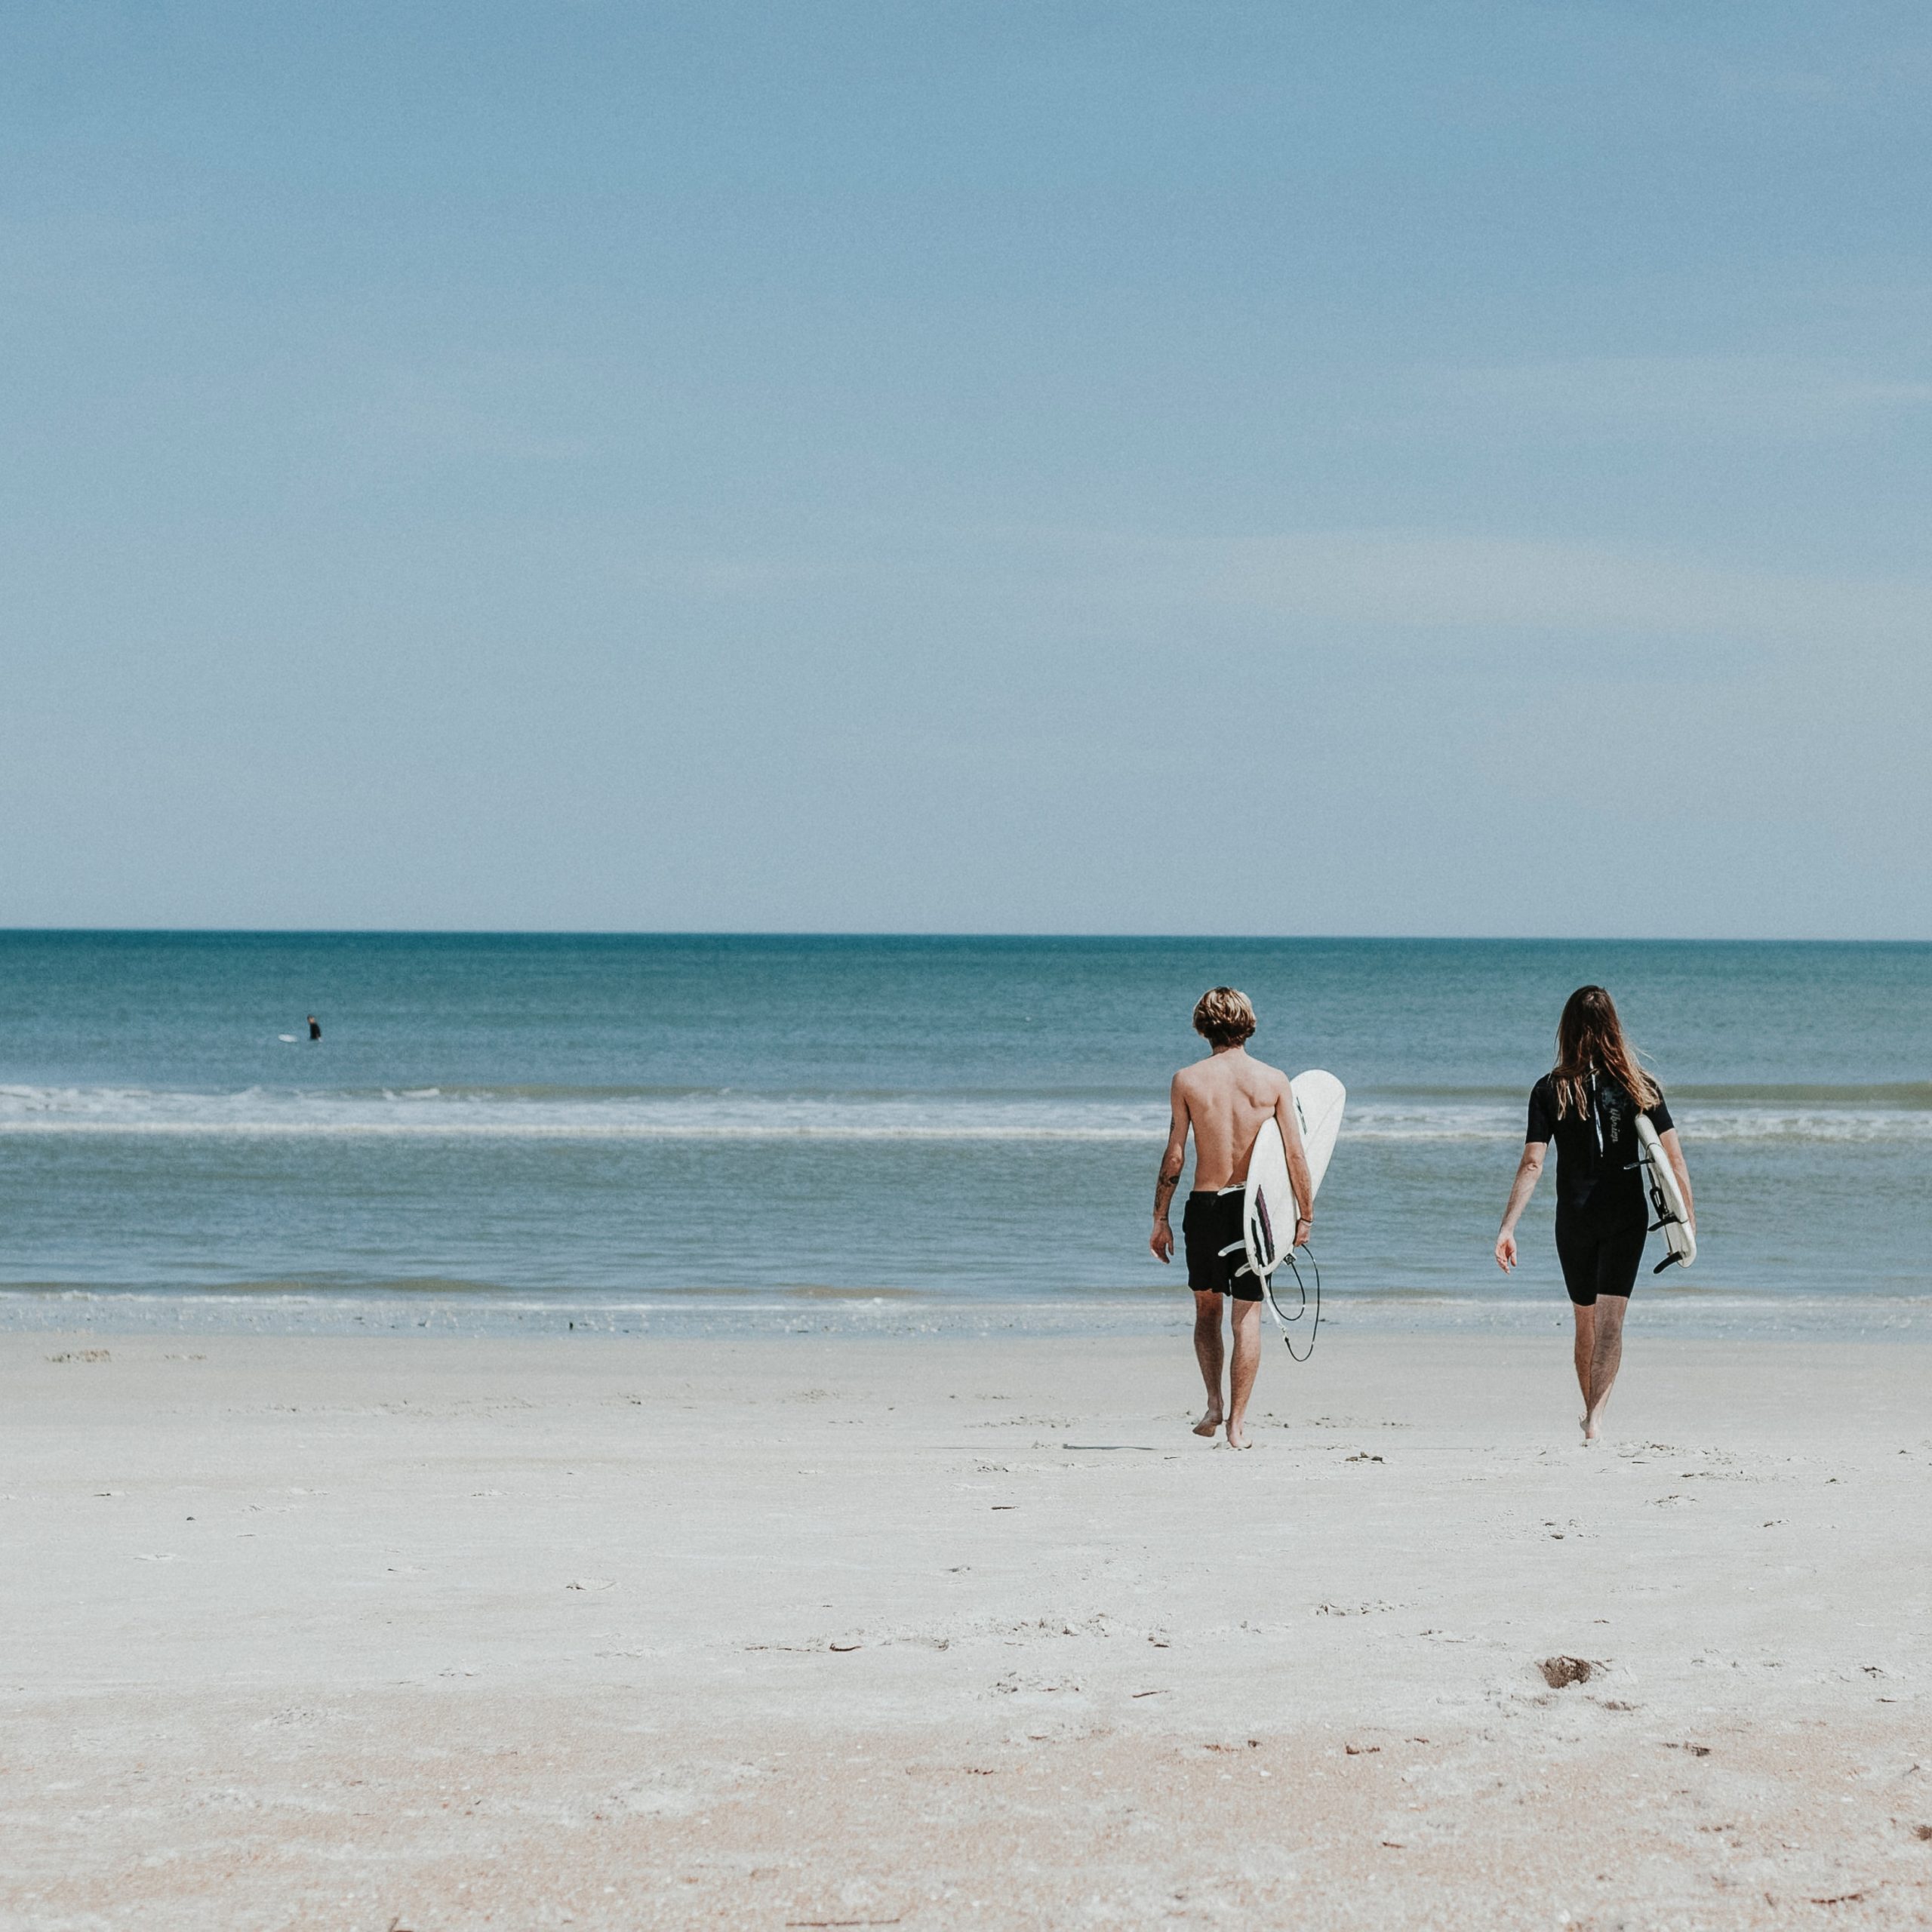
1153, 1158, 1183, 1220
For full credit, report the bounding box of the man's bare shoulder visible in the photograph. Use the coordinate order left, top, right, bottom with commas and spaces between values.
1247, 1055, 1291, 1090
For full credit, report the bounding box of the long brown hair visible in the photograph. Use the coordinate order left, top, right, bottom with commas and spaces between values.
1552, 985, 1659, 1120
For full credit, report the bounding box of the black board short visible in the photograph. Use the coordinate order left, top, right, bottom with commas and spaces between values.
1555, 1217, 1647, 1307
1183, 1189, 1261, 1300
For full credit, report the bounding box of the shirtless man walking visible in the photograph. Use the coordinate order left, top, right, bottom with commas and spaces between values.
1150, 988, 1314, 1448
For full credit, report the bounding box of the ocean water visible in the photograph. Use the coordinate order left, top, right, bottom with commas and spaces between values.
2, 933, 1929, 1337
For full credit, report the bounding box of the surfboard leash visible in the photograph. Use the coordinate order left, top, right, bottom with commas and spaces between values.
1263, 1244, 1321, 1363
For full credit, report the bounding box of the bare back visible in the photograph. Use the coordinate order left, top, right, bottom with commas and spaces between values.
1152, 1034, 1315, 1275
1171, 1047, 1294, 1191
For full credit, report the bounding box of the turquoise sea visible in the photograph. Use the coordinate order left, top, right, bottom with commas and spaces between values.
2, 934, 1928, 1337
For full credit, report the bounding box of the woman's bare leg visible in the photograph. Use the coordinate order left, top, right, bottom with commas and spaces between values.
1571, 1303, 1596, 1429
1584, 1296, 1628, 1441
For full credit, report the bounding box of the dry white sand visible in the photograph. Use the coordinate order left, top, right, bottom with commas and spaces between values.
4, 1325, 1930, 1930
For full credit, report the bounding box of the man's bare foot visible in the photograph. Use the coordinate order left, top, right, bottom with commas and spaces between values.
1193, 1407, 1223, 1438
1583, 1413, 1604, 1443
1225, 1419, 1251, 1450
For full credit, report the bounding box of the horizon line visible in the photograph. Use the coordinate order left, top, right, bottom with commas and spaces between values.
2, 928, 1929, 946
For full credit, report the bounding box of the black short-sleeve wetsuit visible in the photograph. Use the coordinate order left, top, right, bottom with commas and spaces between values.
1525, 1074, 1674, 1306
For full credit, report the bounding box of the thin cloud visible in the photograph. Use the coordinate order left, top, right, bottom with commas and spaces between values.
623, 521, 1932, 659
1198, 529, 1932, 648
1435, 355, 1932, 438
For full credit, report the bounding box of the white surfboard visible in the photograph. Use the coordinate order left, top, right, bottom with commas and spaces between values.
1635, 1113, 1695, 1272
1241, 1070, 1346, 1282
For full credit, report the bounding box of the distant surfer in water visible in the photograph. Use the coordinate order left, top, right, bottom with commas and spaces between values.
1495, 985, 1694, 1444
307, 1015, 321, 1042
1151, 988, 1314, 1449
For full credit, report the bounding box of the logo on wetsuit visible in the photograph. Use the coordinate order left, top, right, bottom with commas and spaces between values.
1591, 1077, 1628, 1158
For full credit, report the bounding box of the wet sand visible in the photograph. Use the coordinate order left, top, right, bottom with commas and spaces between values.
5, 1327, 1930, 1929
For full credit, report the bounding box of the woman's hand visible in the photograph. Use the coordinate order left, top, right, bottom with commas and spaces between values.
1495, 1143, 1544, 1273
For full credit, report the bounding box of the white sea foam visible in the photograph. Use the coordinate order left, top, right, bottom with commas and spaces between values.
0, 1084, 1927, 1144
0, 1084, 1166, 1140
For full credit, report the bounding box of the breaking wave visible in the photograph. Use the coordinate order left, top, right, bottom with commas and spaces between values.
2, 1084, 1927, 1144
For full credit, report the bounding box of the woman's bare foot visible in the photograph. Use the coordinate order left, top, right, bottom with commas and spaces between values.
1193, 1407, 1223, 1438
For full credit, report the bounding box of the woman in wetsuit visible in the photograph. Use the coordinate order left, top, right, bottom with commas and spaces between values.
1494, 985, 1694, 1443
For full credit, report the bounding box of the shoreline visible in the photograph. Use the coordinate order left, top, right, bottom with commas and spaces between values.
6, 1284, 1932, 1343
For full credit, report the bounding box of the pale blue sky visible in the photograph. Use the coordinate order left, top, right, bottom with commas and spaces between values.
5, 3, 1930, 934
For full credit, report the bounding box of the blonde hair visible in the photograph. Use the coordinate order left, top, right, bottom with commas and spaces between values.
1192, 986, 1257, 1048
1552, 984, 1660, 1119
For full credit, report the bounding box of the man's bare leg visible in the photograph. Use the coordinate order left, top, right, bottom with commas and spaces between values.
1583, 1296, 1628, 1442
1571, 1303, 1596, 1432
1225, 1297, 1263, 1448
1192, 1289, 1226, 1435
